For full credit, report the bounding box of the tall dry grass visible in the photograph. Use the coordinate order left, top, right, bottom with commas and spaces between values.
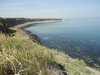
0, 33, 53, 75
0, 30, 92, 75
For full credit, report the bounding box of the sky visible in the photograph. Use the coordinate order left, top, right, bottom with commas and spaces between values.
0, 0, 100, 18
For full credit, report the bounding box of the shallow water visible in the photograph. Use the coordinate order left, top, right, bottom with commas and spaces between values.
26, 18, 100, 67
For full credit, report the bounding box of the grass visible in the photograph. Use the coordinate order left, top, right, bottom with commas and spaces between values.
0, 24, 94, 75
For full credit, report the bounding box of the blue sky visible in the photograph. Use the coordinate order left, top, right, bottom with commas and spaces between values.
0, 0, 100, 18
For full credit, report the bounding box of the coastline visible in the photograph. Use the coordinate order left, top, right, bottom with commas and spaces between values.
16, 21, 100, 75
1, 18, 100, 75
16, 20, 62, 43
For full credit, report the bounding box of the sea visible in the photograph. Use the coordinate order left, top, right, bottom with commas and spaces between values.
26, 18, 100, 67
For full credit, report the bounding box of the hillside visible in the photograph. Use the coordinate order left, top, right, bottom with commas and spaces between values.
0, 18, 99, 75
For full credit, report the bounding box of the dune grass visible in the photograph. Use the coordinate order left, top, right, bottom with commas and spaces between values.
0, 24, 93, 75
0, 31, 53, 75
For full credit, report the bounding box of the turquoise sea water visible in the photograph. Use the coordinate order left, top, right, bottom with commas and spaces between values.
26, 18, 100, 67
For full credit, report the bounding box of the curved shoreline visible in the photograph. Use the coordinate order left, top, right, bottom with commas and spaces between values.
17, 21, 100, 75
17, 20, 61, 43
1, 19, 100, 75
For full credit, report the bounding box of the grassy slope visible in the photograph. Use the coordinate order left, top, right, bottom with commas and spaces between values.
0, 22, 97, 75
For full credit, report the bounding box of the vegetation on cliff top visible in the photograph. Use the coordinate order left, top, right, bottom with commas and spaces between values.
0, 18, 98, 75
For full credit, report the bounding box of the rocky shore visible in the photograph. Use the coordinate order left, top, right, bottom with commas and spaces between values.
16, 20, 62, 43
